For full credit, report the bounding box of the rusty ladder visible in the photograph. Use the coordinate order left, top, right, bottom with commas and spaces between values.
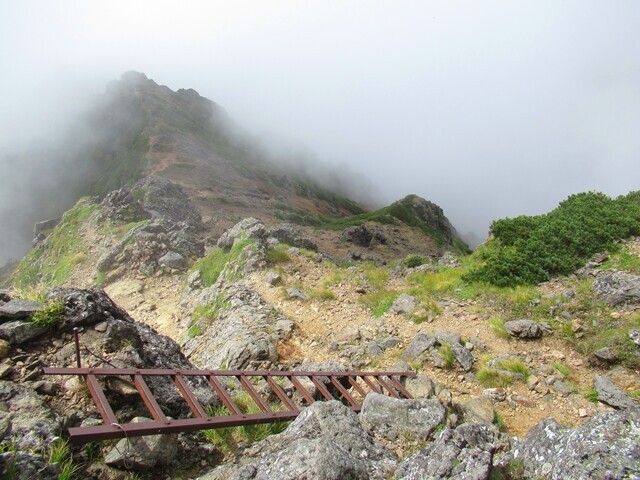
43, 366, 416, 443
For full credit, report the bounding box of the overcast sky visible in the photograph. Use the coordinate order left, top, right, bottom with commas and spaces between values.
1, 0, 639, 244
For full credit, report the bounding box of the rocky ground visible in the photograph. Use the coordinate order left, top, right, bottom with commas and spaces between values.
1, 189, 639, 478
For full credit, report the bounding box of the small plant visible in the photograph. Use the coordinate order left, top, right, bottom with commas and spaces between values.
404, 255, 424, 268
359, 290, 397, 317
488, 317, 510, 339
31, 301, 64, 328
495, 357, 530, 381
267, 244, 291, 264
551, 361, 571, 378
493, 411, 506, 431
476, 367, 512, 388
584, 387, 599, 403
309, 288, 336, 300
439, 342, 455, 369
48, 439, 80, 480
187, 325, 202, 338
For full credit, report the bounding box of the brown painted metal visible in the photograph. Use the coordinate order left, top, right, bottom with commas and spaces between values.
43, 367, 415, 443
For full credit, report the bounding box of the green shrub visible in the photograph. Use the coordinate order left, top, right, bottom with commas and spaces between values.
439, 342, 455, 369
404, 255, 424, 268
188, 325, 202, 337
190, 238, 253, 287
465, 191, 640, 287
267, 244, 291, 263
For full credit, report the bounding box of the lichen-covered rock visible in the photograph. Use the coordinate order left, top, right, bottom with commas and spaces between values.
47, 288, 134, 330
459, 396, 496, 426
593, 270, 640, 306
198, 401, 397, 480
396, 423, 498, 480
0, 451, 59, 480
389, 294, 418, 315
405, 375, 437, 399
184, 284, 293, 370
511, 409, 640, 479
360, 393, 445, 441
217, 218, 266, 249
0, 380, 62, 450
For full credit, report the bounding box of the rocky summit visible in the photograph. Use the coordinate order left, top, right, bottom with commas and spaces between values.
0, 73, 639, 479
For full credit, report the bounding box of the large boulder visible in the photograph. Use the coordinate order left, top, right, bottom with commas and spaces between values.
197, 401, 397, 480
217, 218, 266, 249
0, 320, 47, 344
396, 423, 498, 480
510, 409, 640, 479
266, 223, 318, 251
359, 393, 445, 441
593, 270, 640, 306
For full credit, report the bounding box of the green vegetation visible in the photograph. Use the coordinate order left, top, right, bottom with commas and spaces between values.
551, 361, 571, 378
190, 238, 254, 288
48, 439, 80, 480
308, 288, 336, 300
31, 301, 64, 328
267, 244, 291, 263
202, 392, 290, 453
476, 366, 512, 388
493, 411, 506, 430
496, 357, 530, 381
187, 325, 202, 337
404, 255, 425, 268
465, 191, 640, 287
488, 317, 510, 339
584, 387, 599, 403
360, 290, 397, 317
13, 198, 99, 288
439, 342, 455, 369
192, 292, 230, 323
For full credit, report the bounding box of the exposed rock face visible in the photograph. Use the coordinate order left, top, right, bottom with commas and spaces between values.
360, 393, 445, 441
0, 320, 47, 344
217, 217, 266, 249
199, 401, 397, 480
396, 423, 498, 480
267, 223, 318, 251
593, 270, 640, 306
511, 409, 640, 479
340, 224, 387, 247
97, 177, 204, 277
184, 284, 293, 370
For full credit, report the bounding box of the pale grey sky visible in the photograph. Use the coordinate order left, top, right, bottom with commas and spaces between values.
1, 1, 639, 259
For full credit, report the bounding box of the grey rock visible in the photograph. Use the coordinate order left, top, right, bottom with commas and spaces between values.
340, 224, 387, 248
593, 375, 640, 410
551, 380, 573, 397
0, 451, 58, 480
105, 417, 178, 470
46, 288, 135, 330
593, 346, 619, 364
483, 388, 507, 402
263, 271, 282, 286
266, 223, 318, 251
378, 336, 401, 350
0, 299, 44, 320
438, 251, 461, 266
511, 409, 640, 479
286, 288, 308, 301
401, 333, 436, 362
0, 411, 10, 442
389, 294, 418, 315
336, 327, 360, 342
360, 393, 445, 441
217, 218, 266, 249
396, 423, 497, 480
199, 400, 397, 480
367, 341, 384, 358
158, 250, 186, 269
405, 375, 436, 398
629, 329, 640, 347
460, 396, 495, 426
593, 270, 640, 306
184, 285, 293, 370
0, 380, 62, 450
0, 320, 47, 344
503, 319, 545, 339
